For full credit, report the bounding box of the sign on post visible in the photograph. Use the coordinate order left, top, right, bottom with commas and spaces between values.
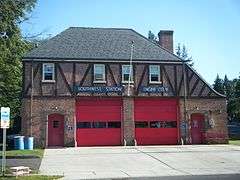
1, 107, 10, 176
1, 107, 10, 129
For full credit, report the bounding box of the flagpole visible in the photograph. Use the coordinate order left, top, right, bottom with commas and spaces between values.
127, 41, 134, 96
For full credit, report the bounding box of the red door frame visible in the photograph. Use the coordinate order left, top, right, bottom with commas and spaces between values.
191, 113, 205, 144
48, 113, 64, 147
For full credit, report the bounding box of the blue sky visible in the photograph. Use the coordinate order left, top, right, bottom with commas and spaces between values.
21, 0, 240, 84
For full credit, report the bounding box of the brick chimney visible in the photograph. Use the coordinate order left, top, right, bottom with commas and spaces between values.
158, 30, 174, 53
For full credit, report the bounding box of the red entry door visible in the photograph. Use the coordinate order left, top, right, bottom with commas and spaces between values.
191, 113, 204, 144
48, 114, 64, 146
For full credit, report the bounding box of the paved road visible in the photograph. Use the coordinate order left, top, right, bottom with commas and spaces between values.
40, 145, 240, 179
92, 174, 240, 180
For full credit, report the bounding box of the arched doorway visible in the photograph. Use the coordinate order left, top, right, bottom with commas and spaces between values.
48, 113, 64, 146
191, 113, 205, 144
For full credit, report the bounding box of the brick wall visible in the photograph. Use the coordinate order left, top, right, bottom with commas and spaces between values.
21, 96, 228, 147
122, 97, 135, 145
158, 31, 174, 53
179, 98, 228, 144
21, 97, 75, 148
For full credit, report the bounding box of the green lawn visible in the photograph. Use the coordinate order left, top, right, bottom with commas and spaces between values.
0, 149, 63, 179
0, 149, 44, 158
229, 139, 240, 146
0, 175, 62, 180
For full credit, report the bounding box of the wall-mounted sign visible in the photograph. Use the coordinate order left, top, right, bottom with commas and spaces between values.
180, 121, 188, 137
73, 86, 124, 93
139, 86, 168, 93
1, 107, 10, 129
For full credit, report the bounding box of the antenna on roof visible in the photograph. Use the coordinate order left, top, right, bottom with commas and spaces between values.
127, 41, 134, 96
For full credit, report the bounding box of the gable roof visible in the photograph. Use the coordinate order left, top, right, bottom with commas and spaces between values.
23, 27, 181, 61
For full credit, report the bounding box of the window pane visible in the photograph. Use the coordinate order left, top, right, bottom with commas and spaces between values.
150, 121, 161, 128
94, 65, 105, 81
53, 120, 59, 128
135, 121, 148, 128
165, 121, 177, 128
150, 66, 159, 74
95, 65, 104, 73
122, 65, 133, 82
108, 122, 121, 128
149, 121, 177, 128
77, 122, 91, 128
151, 74, 159, 82
44, 64, 54, 73
43, 64, 54, 80
123, 66, 130, 73
92, 122, 107, 128
95, 74, 104, 81
123, 74, 130, 81
150, 65, 160, 82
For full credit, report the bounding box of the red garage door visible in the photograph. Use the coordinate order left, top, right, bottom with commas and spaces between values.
76, 98, 122, 146
134, 98, 179, 145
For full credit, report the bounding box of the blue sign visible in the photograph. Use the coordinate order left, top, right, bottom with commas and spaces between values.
73, 86, 124, 93
180, 121, 188, 136
1, 107, 10, 128
140, 86, 168, 93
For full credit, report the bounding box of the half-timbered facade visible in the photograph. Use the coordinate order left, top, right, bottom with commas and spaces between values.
21, 27, 228, 147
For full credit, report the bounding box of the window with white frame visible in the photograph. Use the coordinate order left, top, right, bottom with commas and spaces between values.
94, 64, 105, 82
149, 65, 160, 83
42, 63, 54, 81
122, 65, 133, 83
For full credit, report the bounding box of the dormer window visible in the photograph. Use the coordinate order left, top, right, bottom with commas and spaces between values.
149, 65, 160, 83
42, 63, 55, 82
94, 64, 105, 82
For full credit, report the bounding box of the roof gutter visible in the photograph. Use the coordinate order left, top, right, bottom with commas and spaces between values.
22, 57, 182, 64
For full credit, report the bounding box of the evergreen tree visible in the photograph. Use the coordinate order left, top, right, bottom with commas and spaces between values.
175, 43, 194, 67
0, 0, 36, 121
213, 74, 240, 122
213, 74, 224, 95
223, 75, 232, 98
232, 76, 240, 120
148, 30, 157, 41
227, 76, 240, 121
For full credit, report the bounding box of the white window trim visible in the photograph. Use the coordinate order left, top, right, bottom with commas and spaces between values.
122, 65, 134, 83
94, 64, 106, 82
149, 65, 161, 84
93, 80, 107, 83
42, 63, 55, 82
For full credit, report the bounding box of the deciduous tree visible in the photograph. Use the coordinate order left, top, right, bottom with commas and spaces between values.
0, 0, 36, 123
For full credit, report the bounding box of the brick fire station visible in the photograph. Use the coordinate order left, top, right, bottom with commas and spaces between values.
21, 27, 228, 148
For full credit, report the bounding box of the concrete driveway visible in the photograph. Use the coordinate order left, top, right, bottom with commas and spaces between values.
39, 145, 240, 179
